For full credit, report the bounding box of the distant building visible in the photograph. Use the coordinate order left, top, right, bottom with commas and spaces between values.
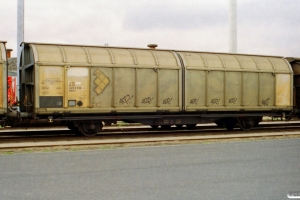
6, 49, 17, 72
8, 57, 17, 72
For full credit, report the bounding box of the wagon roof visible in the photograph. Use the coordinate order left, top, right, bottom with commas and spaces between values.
25, 42, 181, 69
24, 42, 291, 72
24, 41, 285, 58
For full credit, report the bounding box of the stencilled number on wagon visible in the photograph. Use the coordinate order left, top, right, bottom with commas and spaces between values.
69, 82, 85, 92
42, 78, 61, 85
211, 98, 220, 105
41, 86, 49, 90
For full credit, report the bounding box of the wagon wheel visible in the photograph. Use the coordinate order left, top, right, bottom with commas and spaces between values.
215, 120, 225, 128
254, 117, 263, 127
238, 117, 256, 131
186, 124, 196, 129
150, 125, 159, 129
224, 118, 237, 131
6, 118, 21, 127
67, 122, 81, 136
67, 121, 73, 130
78, 123, 102, 137
72, 127, 82, 136
161, 125, 171, 129
66, 121, 79, 136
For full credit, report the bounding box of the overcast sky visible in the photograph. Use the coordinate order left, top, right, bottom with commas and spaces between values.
1, 0, 299, 57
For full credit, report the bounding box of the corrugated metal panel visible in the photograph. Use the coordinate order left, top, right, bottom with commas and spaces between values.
237, 56, 257, 70
28, 43, 293, 114
88, 47, 112, 65
181, 52, 291, 72
31, 44, 180, 69
32, 45, 64, 63
29, 43, 182, 114
132, 50, 156, 66
180, 51, 293, 112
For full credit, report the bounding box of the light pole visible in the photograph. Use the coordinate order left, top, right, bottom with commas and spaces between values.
17, 0, 24, 110
229, 0, 237, 53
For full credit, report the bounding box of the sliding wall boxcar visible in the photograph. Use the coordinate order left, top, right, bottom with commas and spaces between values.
286, 57, 300, 111
178, 51, 293, 112
0, 41, 7, 115
21, 43, 182, 117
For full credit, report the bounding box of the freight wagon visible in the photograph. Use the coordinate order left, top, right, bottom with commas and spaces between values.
0, 41, 7, 125
287, 57, 300, 112
3, 42, 296, 136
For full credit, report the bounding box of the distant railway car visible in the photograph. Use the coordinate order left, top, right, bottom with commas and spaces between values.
9, 42, 294, 136
0, 41, 7, 125
286, 57, 300, 111
7, 72, 17, 106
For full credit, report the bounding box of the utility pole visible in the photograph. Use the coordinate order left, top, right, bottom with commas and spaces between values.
17, 0, 24, 110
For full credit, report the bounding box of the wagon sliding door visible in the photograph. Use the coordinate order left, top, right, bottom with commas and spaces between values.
39, 66, 64, 108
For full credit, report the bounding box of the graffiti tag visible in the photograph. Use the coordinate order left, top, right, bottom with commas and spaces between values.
163, 98, 172, 105
228, 98, 237, 104
261, 98, 270, 106
141, 97, 154, 104
211, 98, 220, 105
119, 95, 134, 105
190, 98, 199, 105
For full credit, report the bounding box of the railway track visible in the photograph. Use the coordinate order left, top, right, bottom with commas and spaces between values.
1, 122, 300, 150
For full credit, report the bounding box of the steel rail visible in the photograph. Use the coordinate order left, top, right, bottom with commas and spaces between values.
0, 129, 300, 150
1, 122, 300, 141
